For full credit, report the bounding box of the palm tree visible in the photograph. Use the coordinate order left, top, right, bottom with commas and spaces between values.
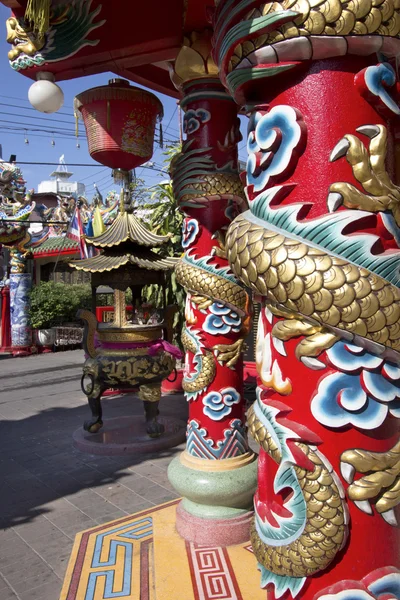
140, 143, 185, 348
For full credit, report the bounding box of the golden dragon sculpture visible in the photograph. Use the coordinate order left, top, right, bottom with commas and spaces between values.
222, 121, 400, 592
248, 401, 348, 580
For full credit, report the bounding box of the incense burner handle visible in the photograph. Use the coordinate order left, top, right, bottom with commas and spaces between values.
77, 309, 98, 359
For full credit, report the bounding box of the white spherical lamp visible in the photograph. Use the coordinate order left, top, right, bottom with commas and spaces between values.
28, 72, 64, 114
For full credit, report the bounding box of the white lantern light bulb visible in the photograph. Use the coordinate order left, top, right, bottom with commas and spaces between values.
28, 72, 64, 114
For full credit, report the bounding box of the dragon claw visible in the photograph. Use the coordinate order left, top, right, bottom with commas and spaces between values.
272, 336, 287, 356
354, 500, 373, 515
381, 509, 398, 526
356, 125, 380, 139
327, 192, 343, 213
340, 461, 355, 484
329, 138, 350, 162
301, 356, 326, 370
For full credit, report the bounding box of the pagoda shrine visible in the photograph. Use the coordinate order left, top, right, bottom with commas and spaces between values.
4, 0, 400, 597
70, 190, 180, 439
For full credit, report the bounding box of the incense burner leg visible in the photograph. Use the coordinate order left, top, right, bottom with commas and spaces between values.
84, 393, 103, 434
139, 383, 164, 438
167, 31, 257, 546
81, 360, 104, 433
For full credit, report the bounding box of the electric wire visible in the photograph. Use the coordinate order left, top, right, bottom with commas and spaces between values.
79, 167, 109, 182
11, 161, 165, 172
0, 121, 83, 135
0, 94, 75, 115
0, 107, 83, 126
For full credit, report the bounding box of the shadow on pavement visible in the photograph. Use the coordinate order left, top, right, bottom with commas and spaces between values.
0, 392, 187, 530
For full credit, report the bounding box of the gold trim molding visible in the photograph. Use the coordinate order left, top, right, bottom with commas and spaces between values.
180, 450, 257, 472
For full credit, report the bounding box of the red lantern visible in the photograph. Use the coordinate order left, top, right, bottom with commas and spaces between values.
74, 79, 163, 170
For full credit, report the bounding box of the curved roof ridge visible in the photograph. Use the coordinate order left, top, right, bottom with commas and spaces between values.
69, 253, 130, 273
128, 212, 171, 247
85, 211, 170, 248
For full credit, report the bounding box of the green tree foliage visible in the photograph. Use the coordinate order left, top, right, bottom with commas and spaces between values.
29, 282, 92, 329
139, 144, 185, 348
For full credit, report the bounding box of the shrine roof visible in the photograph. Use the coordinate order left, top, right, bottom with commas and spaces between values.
69, 249, 177, 273
85, 210, 171, 249
31, 236, 79, 256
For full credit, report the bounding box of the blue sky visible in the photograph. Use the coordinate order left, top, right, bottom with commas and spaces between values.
0, 4, 247, 201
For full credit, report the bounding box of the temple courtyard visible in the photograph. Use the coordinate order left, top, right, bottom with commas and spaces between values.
0, 350, 186, 600
0, 351, 262, 600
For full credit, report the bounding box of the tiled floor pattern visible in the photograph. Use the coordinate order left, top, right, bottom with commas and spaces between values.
0, 350, 187, 600
0, 350, 258, 599
60, 500, 266, 600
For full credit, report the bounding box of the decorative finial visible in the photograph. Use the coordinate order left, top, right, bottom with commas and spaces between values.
119, 189, 125, 214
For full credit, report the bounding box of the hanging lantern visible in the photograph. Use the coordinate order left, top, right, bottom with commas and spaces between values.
74, 79, 163, 170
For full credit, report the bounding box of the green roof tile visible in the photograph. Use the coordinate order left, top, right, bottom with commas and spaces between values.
32, 236, 79, 255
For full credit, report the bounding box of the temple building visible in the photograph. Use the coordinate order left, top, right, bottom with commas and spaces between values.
37, 155, 85, 197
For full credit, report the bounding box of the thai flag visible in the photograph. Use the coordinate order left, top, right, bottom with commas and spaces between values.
67, 209, 80, 242
67, 207, 95, 259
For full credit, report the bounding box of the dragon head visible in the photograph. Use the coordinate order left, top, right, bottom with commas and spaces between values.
0, 161, 26, 207
6, 1, 106, 72
6, 17, 45, 61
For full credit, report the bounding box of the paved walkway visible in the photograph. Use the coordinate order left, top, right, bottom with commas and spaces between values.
0, 350, 187, 600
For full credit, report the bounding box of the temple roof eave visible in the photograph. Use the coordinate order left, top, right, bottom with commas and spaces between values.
69, 253, 178, 273
85, 212, 171, 248
68, 254, 130, 273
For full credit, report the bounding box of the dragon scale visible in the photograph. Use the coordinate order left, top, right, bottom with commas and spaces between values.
212, 0, 400, 596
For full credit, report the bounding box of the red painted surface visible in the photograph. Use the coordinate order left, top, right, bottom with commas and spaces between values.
12, 345, 31, 357
95, 306, 133, 323
161, 368, 183, 394
180, 80, 251, 450
263, 58, 392, 220
4, 0, 214, 96
76, 81, 163, 170
256, 305, 399, 600
238, 59, 400, 599
95, 306, 112, 323
212, 0, 400, 592
33, 249, 79, 259
0, 285, 11, 352
243, 361, 257, 382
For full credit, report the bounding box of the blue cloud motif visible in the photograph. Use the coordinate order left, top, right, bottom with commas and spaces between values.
364, 63, 400, 116
311, 372, 388, 430
203, 387, 241, 421
317, 568, 400, 599
203, 302, 241, 335
182, 218, 200, 248
312, 341, 400, 430
183, 108, 211, 134
326, 341, 382, 371
317, 590, 375, 599
247, 105, 304, 193
368, 569, 400, 597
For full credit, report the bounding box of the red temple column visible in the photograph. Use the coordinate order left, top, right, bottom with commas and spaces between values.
214, 3, 400, 599
167, 31, 257, 545
0, 285, 11, 353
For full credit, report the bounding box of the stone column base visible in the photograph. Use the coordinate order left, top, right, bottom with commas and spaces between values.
12, 345, 31, 357
176, 501, 254, 546
168, 451, 258, 546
